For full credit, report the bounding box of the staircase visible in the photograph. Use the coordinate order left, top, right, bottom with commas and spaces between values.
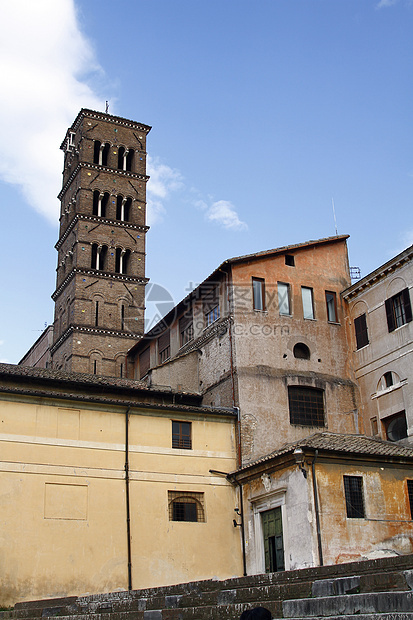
281, 573, 413, 620
1, 555, 413, 620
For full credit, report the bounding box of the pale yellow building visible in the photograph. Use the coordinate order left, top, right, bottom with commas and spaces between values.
0, 363, 243, 608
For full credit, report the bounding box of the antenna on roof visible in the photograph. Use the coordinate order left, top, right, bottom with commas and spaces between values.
105, 101, 109, 114
332, 198, 338, 235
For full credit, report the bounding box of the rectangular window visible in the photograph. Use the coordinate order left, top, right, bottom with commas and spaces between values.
172, 421, 192, 449
179, 313, 193, 347
278, 282, 291, 316
158, 330, 170, 364
326, 291, 338, 322
407, 480, 413, 520
370, 416, 378, 435
385, 288, 412, 332
288, 386, 325, 426
302, 287, 315, 319
168, 491, 205, 522
354, 313, 369, 349
252, 278, 266, 311
343, 475, 365, 518
203, 285, 220, 327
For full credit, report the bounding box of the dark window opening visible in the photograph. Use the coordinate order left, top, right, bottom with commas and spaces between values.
121, 304, 125, 330
93, 140, 101, 164
93, 360, 97, 375
118, 146, 134, 172
354, 313, 369, 349
326, 291, 338, 323
285, 255, 295, 267
293, 343, 310, 360
95, 301, 99, 326
407, 480, 413, 519
252, 277, 266, 311
172, 421, 192, 449
385, 411, 408, 442
385, 289, 412, 332
168, 491, 205, 522
91, 244, 108, 270
115, 248, 130, 274
384, 371, 393, 388
93, 141, 110, 166
92, 190, 109, 217
288, 386, 325, 426
116, 195, 132, 221
344, 475, 365, 518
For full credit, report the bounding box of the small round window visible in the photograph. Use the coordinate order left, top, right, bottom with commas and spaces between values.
293, 343, 310, 360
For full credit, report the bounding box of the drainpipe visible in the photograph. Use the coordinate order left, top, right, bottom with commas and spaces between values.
209, 469, 247, 576
125, 406, 133, 590
311, 450, 323, 566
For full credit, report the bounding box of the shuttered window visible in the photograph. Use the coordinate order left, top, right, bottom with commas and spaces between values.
385, 288, 412, 332
139, 347, 150, 379
179, 313, 193, 347
158, 330, 170, 364
354, 313, 369, 349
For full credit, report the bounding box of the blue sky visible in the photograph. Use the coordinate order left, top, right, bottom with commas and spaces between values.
0, 0, 412, 363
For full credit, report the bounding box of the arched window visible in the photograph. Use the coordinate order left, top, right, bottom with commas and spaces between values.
91, 244, 108, 270
89, 351, 102, 375
116, 195, 132, 221
93, 141, 110, 166
293, 343, 311, 360
92, 190, 109, 217
117, 146, 134, 171
115, 248, 131, 274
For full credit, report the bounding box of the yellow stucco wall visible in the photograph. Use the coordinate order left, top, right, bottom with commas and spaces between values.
0, 396, 242, 607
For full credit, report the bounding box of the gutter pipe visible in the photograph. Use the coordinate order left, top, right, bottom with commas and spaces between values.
125, 406, 133, 590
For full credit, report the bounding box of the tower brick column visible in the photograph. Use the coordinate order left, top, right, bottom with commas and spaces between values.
51, 109, 151, 377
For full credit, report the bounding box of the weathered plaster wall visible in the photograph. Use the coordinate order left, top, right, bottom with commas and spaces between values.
0, 395, 242, 607
242, 466, 316, 575
346, 258, 413, 443
231, 240, 359, 463
316, 460, 413, 564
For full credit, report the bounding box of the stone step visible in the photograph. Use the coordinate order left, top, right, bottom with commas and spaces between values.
279, 615, 413, 620
283, 591, 413, 618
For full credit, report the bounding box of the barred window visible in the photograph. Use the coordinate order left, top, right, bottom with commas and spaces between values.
168, 491, 205, 522
172, 421, 192, 449
407, 480, 413, 520
343, 475, 365, 518
288, 386, 325, 427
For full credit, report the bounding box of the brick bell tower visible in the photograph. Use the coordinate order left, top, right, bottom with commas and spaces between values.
51, 109, 151, 377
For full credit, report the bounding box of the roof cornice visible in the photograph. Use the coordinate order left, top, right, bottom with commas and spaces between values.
343, 244, 413, 300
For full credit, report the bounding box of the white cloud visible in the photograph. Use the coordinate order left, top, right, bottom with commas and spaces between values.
0, 0, 103, 223
204, 200, 248, 231
146, 156, 184, 225
376, 0, 399, 7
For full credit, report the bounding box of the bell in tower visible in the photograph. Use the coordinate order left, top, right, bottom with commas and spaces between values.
51, 109, 151, 377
